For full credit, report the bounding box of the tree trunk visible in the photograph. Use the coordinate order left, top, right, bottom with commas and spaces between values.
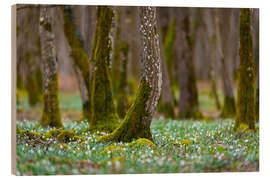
202, 9, 221, 111
90, 6, 119, 132
216, 9, 236, 118
175, 8, 201, 119
251, 9, 259, 122
17, 7, 43, 107
157, 13, 175, 118
235, 8, 256, 130
62, 6, 91, 121
39, 7, 63, 128
99, 6, 162, 142
112, 7, 129, 118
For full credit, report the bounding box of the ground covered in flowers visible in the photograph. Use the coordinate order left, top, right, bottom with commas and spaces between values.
16, 118, 259, 175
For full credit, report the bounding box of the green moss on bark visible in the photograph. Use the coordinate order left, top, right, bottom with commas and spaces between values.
235, 8, 255, 130
90, 6, 119, 132
62, 6, 91, 121
40, 74, 63, 128
98, 78, 153, 142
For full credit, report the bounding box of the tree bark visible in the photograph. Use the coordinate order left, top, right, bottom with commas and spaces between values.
99, 6, 162, 142
62, 6, 91, 121
90, 6, 119, 132
175, 8, 201, 119
216, 9, 236, 118
235, 8, 256, 130
39, 7, 63, 128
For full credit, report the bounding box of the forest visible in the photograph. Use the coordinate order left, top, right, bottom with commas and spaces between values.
15, 4, 259, 175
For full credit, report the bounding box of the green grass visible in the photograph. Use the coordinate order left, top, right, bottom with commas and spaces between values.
16, 118, 259, 175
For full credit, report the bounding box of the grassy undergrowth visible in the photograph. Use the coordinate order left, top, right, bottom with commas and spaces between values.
16, 118, 259, 175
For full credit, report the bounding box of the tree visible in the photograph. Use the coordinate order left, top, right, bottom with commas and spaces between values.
235, 8, 255, 130
112, 7, 129, 118
90, 6, 119, 132
157, 10, 175, 118
216, 9, 236, 117
201, 9, 221, 111
17, 7, 43, 107
175, 8, 201, 119
62, 6, 91, 121
39, 7, 63, 128
99, 6, 162, 142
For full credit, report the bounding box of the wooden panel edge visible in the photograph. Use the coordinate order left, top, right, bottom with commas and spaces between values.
11, 4, 17, 176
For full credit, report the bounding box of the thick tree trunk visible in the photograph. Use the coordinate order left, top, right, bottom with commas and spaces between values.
202, 9, 221, 111
39, 7, 63, 128
175, 8, 201, 119
90, 6, 119, 132
216, 9, 236, 118
62, 6, 91, 121
99, 6, 162, 142
235, 8, 256, 130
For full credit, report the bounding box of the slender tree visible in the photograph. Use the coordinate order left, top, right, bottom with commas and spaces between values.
39, 7, 63, 128
175, 8, 201, 119
17, 7, 43, 107
112, 7, 130, 118
235, 8, 256, 130
158, 19, 175, 118
99, 6, 162, 142
202, 9, 221, 111
90, 6, 119, 132
62, 6, 91, 121
216, 9, 236, 117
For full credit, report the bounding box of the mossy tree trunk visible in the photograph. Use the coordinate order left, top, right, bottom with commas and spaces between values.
62, 6, 91, 121
202, 9, 221, 111
216, 9, 236, 118
251, 9, 259, 122
175, 8, 201, 119
99, 6, 162, 142
235, 8, 256, 130
39, 7, 63, 128
90, 6, 119, 132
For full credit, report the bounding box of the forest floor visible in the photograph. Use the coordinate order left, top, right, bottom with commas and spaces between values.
16, 118, 259, 175
15, 82, 258, 175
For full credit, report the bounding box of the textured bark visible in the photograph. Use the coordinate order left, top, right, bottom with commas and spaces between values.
202, 9, 221, 111
235, 8, 255, 130
216, 9, 236, 117
39, 7, 63, 128
90, 6, 119, 132
62, 6, 91, 121
175, 8, 201, 119
99, 6, 162, 142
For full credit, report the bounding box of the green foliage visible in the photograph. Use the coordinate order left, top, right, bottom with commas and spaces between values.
16, 118, 258, 175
